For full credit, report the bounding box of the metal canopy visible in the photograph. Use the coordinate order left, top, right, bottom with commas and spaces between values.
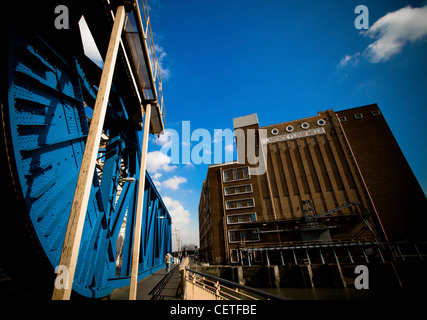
80, 0, 165, 134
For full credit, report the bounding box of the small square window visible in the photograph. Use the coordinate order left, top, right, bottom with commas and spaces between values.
371, 110, 381, 116
354, 113, 363, 120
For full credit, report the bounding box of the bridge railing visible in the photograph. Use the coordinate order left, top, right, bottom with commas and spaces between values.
179, 258, 285, 300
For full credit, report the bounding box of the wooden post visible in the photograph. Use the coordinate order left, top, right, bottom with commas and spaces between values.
52, 5, 126, 300
129, 103, 152, 300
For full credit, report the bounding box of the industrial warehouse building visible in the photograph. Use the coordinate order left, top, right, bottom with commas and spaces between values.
199, 104, 427, 265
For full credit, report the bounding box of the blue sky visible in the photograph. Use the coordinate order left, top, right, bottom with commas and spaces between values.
133, 0, 427, 249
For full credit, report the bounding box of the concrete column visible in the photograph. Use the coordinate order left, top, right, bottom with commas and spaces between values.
272, 265, 280, 288
305, 265, 314, 288
237, 266, 245, 285
336, 263, 347, 288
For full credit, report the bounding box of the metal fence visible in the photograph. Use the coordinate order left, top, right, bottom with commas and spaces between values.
180, 258, 285, 300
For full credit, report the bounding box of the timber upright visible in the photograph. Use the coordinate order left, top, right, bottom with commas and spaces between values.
1, 0, 171, 299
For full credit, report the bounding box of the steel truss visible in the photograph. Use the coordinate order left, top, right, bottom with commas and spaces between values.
1, 0, 171, 298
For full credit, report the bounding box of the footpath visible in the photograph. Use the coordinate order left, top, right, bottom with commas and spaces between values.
109, 264, 180, 300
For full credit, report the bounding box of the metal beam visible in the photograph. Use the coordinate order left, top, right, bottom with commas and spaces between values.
52, 5, 126, 300
129, 103, 152, 300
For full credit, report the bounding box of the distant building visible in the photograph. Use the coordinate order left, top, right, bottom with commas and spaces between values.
199, 104, 427, 265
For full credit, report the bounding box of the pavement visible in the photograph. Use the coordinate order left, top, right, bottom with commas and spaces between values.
108, 264, 181, 300
0, 265, 182, 300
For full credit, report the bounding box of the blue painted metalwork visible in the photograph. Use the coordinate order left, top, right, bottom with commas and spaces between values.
2, 3, 171, 298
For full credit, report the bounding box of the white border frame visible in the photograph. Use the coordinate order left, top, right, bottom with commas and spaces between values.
224, 183, 253, 196
228, 228, 260, 243
226, 212, 257, 224
222, 166, 251, 183
225, 197, 255, 210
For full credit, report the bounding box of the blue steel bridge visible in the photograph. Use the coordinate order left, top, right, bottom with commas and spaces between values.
0, 0, 171, 298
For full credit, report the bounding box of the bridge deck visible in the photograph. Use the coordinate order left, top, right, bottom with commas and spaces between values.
109, 264, 180, 300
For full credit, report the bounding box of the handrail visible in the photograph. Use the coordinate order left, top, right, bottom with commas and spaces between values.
185, 267, 287, 300
239, 239, 427, 250
239, 237, 379, 250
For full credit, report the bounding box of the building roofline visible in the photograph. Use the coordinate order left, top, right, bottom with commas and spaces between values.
208, 161, 238, 168
261, 109, 335, 128
335, 103, 379, 113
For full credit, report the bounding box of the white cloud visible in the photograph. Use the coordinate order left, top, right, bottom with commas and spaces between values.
152, 179, 162, 190
339, 5, 427, 67
162, 196, 190, 227
154, 44, 171, 80
338, 52, 360, 68
163, 176, 187, 190
151, 129, 175, 147
184, 162, 195, 169
364, 5, 427, 63
225, 143, 234, 153
153, 173, 162, 180
162, 196, 199, 248
146, 151, 176, 173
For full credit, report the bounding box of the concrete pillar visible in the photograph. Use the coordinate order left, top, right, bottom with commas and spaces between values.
237, 266, 245, 285
272, 265, 280, 288
336, 263, 347, 288
305, 265, 314, 288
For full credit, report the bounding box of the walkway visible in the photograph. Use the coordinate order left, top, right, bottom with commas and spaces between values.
109, 264, 181, 300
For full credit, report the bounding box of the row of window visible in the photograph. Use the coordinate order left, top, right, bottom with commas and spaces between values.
225, 198, 255, 210
230, 249, 264, 264
224, 184, 252, 196
227, 212, 256, 224
223, 166, 250, 183
228, 228, 260, 243
271, 119, 326, 135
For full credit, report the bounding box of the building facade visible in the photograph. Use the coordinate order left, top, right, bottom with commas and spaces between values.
199, 104, 427, 265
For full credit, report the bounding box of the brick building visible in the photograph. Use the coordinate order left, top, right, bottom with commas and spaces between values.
198, 104, 427, 265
